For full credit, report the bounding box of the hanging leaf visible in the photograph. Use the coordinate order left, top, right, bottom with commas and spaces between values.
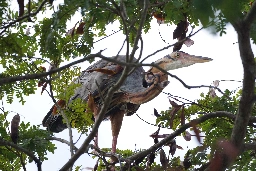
176, 145, 183, 150
160, 149, 168, 169
167, 139, 176, 156
41, 82, 48, 95
154, 108, 161, 117
152, 12, 166, 24
66, 22, 79, 37
209, 80, 220, 98
169, 100, 182, 128
150, 126, 160, 138
184, 38, 194, 47
173, 20, 188, 40
11, 114, 20, 144
191, 121, 201, 143
76, 22, 86, 35
183, 131, 191, 141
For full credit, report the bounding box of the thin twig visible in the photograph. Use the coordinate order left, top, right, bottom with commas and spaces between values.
0, 0, 47, 35
47, 137, 78, 152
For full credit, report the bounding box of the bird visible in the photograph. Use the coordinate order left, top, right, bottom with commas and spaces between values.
42, 51, 212, 155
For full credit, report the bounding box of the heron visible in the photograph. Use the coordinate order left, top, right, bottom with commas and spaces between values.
42, 51, 212, 155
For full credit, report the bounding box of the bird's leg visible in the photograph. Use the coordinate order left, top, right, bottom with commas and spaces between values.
110, 111, 125, 155
93, 111, 99, 149
108, 111, 125, 171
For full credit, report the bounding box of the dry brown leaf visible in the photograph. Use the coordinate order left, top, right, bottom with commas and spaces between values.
167, 140, 176, 156
66, 22, 78, 37
183, 131, 191, 141
150, 126, 160, 138
152, 12, 166, 24
11, 114, 20, 144
169, 100, 182, 128
213, 80, 220, 87
184, 38, 194, 47
76, 22, 86, 34
86, 68, 116, 75
176, 145, 183, 150
191, 121, 201, 143
160, 149, 168, 169
41, 82, 47, 95
154, 108, 161, 117
173, 20, 188, 40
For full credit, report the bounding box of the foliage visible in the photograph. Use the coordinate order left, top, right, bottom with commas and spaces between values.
0, 0, 256, 170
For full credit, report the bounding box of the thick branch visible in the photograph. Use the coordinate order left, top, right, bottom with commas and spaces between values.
231, 21, 255, 151
244, 1, 256, 27
218, 4, 256, 170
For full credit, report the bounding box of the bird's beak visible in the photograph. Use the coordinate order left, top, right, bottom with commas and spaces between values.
158, 51, 212, 71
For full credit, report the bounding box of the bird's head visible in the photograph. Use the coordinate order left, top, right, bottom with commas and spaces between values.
151, 51, 212, 72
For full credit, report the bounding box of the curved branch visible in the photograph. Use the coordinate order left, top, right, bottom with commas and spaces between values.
126, 111, 256, 162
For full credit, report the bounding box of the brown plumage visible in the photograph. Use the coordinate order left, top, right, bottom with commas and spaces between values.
42, 52, 212, 154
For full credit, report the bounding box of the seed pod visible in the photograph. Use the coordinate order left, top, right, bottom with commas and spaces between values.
11, 114, 20, 144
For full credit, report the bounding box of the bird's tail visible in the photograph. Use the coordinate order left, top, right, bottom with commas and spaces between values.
42, 100, 67, 133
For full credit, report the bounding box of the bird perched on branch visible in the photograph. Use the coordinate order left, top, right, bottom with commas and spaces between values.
42, 51, 212, 154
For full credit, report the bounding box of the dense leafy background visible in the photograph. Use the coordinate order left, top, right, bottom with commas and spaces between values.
0, 0, 256, 170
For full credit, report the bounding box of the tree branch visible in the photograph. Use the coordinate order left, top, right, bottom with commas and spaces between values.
46, 137, 78, 152
0, 138, 41, 171
0, 52, 105, 86
0, 0, 47, 35
126, 111, 251, 162
244, 1, 256, 27
217, 5, 256, 170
